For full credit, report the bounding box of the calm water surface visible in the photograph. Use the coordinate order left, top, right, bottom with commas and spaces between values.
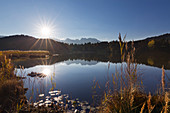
15, 57, 170, 104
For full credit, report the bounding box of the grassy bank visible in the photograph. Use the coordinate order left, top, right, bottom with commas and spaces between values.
0, 50, 50, 59
0, 56, 27, 112
98, 34, 170, 113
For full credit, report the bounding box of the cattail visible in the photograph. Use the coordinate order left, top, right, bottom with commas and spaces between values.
4, 55, 6, 60
164, 92, 169, 113
130, 93, 134, 107
147, 92, 151, 110
147, 92, 155, 113
131, 41, 134, 49
119, 33, 122, 42
125, 42, 128, 51
140, 102, 146, 113
123, 34, 126, 41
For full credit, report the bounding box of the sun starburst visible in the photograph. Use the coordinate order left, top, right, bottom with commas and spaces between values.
34, 17, 56, 39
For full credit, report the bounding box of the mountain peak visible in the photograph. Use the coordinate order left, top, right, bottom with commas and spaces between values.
58, 38, 100, 44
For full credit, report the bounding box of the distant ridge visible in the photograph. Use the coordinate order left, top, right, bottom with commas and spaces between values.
57, 38, 100, 44
135, 33, 170, 41
133, 33, 170, 52
0, 35, 69, 54
145, 33, 170, 40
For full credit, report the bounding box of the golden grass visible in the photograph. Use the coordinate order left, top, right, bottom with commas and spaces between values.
0, 50, 49, 55
0, 51, 2, 56
0, 56, 26, 112
0, 50, 50, 59
99, 33, 170, 113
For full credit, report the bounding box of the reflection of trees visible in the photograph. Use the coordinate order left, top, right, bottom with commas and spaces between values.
135, 51, 170, 69
12, 53, 121, 68
12, 52, 170, 69
147, 58, 154, 65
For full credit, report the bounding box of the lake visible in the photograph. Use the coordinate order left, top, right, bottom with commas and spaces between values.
14, 54, 170, 105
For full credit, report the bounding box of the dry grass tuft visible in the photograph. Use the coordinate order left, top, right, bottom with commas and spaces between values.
99, 33, 170, 113
0, 56, 26, 113
147, 92, 155, 113
140, 102, 145, 113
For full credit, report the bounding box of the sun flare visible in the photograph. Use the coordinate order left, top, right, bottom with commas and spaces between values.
40, 26, 51, 37
35, 17, 56, 38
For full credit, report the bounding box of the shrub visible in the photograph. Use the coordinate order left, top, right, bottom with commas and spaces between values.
0, 79, 26, 112
148, 40, 155, 48
0, 56, 26, 113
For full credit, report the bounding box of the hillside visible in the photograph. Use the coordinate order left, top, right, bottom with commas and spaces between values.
130, 33, 170, 59
0, 35, 70, 54
133, 33, 170, 52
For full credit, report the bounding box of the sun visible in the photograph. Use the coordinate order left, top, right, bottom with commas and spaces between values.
34, 17, 56, 38
40, 26, 51, 37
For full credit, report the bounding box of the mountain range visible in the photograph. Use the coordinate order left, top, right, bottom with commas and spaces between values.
55, 38, 100, 44
0, 33, 169, 55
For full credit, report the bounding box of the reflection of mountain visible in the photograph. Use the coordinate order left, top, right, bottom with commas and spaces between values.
12, 53, 119, 68
64, 59, 98, 65
12, 52, 170, 70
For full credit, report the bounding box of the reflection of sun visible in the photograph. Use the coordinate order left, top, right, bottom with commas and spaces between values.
42, 68, 50, 75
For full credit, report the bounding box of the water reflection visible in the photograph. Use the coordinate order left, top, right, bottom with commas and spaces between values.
42, 68, 51, 75
14, 53, 170, 105
16, 58, 170, 104
13, 53, 170, 69
147, 58, 154, 65
64, 59, 98, 66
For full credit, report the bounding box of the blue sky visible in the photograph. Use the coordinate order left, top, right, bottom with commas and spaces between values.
0, 0, 170, 41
